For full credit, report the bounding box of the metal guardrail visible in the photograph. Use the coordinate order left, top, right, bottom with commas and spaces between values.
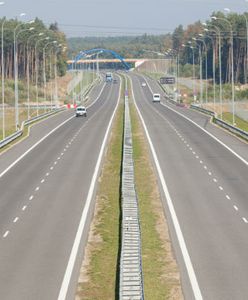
0, 76, 102, 149
190, 104, 216, 117
190, 104, 248, 142
119, 81, 144, 300
0, 108, 65, 149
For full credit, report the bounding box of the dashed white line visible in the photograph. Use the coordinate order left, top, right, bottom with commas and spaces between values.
29, 195, 34, 201
54, 161, 57, 165
204, 166, 207, 170
219, 186, 223, 191
22, 205, 27, 211
226, 195, 231, 200
200, 160, 203, 164
208, 172, 212, 176
242, 217, 248, 223
213, 178, 217, 183
196, 156, 199, 159
13, 217, 19, 223
41, 179, 45, 183
3, 231, 9, 238
50, 166, 54, 170
35, 186, 40, 191
233, 205, 239, 211
46, 172, 50, 176
57, 157, 61, 160
193, 151, 196, 155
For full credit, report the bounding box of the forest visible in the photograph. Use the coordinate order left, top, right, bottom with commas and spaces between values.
0, 18, 68, 83
68, 10, 248, 85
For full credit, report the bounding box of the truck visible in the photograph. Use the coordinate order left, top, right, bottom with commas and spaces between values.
106, 72, 113, 82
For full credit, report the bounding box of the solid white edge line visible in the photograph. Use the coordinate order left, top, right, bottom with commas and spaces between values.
128, 74, 203, 300
57, 76, 122, 300
141, 74, 248, 167
0, 82, 107, 180
129, 77, 203, 300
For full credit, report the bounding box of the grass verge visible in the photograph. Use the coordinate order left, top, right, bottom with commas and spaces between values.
128, 79, 183, 299
75, 91, 124, 299
222, 112, 248, 132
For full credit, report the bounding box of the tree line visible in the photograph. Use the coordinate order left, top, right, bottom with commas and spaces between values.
0, 18, 68, 84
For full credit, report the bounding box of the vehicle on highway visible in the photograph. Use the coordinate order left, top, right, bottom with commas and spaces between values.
152, 93, 161, 103
75, 106, 87, 117
106, 72, 113, 82
141, 82, 146, 87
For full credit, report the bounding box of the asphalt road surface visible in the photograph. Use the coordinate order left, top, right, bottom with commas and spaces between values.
129, 73, 248, 300
0, 78, 120, 300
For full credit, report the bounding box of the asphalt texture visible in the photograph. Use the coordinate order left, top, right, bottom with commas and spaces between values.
0, 78, 120, 300
129, 73, 248, 300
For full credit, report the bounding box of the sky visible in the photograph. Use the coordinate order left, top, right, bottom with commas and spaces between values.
1, 0, 248, 37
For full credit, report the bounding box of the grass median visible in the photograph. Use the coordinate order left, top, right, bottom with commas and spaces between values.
75, 90, 124, 299
128, 78, 183, 299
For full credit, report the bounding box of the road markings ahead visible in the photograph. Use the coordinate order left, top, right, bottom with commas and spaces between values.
1, 81, 109, 242
57, 76, 122, 300
128, 75, 203, 300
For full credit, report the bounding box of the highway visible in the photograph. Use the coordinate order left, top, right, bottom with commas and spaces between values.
129, 73, 248, 300
0, 77, 121, 300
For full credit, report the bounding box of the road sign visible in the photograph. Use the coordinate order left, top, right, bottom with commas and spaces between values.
160, 77, 176, 84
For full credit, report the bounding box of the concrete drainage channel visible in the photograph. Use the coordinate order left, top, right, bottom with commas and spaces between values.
119, 78, 144, 300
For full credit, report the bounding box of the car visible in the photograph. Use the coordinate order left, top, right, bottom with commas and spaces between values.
141, 82, 146, 87
152, 93, 161, 103
75, 106, 87, 117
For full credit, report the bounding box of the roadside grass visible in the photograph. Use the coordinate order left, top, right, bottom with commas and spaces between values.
222, 112, 248, 132
75, 89, 124, 299
128, 79, 183, 299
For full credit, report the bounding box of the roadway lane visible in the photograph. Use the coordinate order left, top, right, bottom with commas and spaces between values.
143, 74, 248, 162
0, 78, 106, 174
129, 73, 248, 300
0, 78, 120, 299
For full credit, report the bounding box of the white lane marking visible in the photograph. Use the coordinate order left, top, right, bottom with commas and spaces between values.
193, 151, 196, 155
129, 75, 203, 300
200, 160, 203, 164
57, 157, 61, 160
204, 166, 207, 170
50, 166, 53, 170
54, 161, 57, 165
35, 186, 40, 191
0, 116, 74, 179
13, 217, 19, 223
208, 172, 212, 176
144, 74, 248, 166
242, 217, 248, 223
190, 147, 193, 151
29, 195, 34, 201
3, 231, 9, 238
219, 186, 223, 191
61, 153, 64, 156
46, 172, 50, 176
196, 156, 199, 159
226, 195, 231, 200
64, 148, 66, 151
0, 81, 107, 180
41, 179, 45, 183
57, 76, 121, 300
213, 178, 217, 183
22, 205, 27, 211
233, 205, 239, 211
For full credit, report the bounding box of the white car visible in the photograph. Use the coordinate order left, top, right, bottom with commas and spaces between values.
141, 82, 146, 87
152, 93, 161, 103
75, 106, 87, 117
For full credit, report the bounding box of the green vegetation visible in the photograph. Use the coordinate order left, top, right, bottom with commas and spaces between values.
75, 82, 123, 300
222, 112, 248, 132
128, 79, 183, 300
